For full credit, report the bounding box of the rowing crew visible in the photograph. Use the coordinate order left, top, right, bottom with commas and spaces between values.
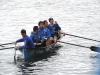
14, 18, 65, 49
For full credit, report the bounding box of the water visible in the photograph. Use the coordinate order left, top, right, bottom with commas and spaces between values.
0, 0, 100, 75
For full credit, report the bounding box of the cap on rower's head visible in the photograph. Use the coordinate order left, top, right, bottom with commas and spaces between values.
48, 18, 53, 22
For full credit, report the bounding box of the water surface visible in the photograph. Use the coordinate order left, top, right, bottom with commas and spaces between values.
0, 0, 100, 75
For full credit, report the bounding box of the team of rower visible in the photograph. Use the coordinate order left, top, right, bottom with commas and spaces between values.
14, 18, 64, 49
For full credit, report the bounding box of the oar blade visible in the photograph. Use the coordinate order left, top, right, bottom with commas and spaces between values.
90, 46, 100, 53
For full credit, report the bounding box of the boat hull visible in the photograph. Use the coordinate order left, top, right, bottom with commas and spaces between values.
19, 43, 57, 59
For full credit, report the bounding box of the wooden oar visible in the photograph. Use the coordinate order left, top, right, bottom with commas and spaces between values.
57, 41, 90, 48
0, 45, 4, 47
63, 33, 100, 42
14, 45, 17, 64
0, 42, 14, 46
0, 47, 14, 50
57, 41, 100, 52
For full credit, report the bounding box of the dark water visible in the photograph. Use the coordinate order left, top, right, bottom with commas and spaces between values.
0, 0, 100, 75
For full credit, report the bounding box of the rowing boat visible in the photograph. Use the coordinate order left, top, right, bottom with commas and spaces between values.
18, 33, 63, 60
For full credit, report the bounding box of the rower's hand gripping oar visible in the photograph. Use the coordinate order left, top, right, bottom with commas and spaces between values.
63, 33, 100, 42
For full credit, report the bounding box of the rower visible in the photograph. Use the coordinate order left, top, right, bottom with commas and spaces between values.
38, 21, 53, 46
14, 29, 35, 49
43, 20, 57, 43
30, 26, 44, 47
48, 18, 65, 39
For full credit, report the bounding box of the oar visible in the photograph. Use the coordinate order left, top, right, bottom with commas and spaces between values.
14, 45, 17, 64
62, 33, 100, 42
0, 47, 14, 50
57, 41, 90, 48
0, 42, 14, 46
0, 45, 4, 47
90, 46, 100, 53
57, 41, 100, 52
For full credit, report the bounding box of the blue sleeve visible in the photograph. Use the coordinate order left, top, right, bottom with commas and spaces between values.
16, 38, 24, 43
19, 39, 28, 49
50, 26, 54, 34
56, 24, 61, 30
45, 29, 51, 38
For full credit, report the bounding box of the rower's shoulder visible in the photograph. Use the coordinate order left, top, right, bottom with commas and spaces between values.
44, 27, 50, 32
25, 35, 31, 39
54, 23, 59, 26
30, 31, 35, 35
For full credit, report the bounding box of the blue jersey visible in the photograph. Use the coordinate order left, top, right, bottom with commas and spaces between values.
49, 24, 61, 31
46, 25, 54, 35
46, 25, 56, 37
39, 27, 51, 39
16, 35, 35, 49
30, 32, 44, 43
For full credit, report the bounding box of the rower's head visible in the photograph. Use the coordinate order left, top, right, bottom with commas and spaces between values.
33, 26, 38, 33
21, 29, 26, 37
38, 21, 44, 28
49, 18, 54, 24
43, 20, 48, 27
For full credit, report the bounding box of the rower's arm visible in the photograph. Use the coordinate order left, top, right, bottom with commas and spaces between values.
18, 39, 28, 49
56, 24, 61, 30
16, 38, 24, 43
